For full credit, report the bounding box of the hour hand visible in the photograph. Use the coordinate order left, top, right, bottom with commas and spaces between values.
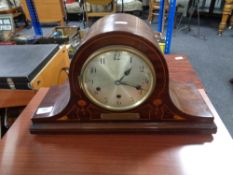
124, 67, 132, 76
118, 67, 132, 82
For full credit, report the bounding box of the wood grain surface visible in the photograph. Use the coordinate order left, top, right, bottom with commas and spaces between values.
0, 55, 232, 175
0, 89, 36, 108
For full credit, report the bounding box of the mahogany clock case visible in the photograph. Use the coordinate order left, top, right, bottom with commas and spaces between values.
30, 14, 217, 134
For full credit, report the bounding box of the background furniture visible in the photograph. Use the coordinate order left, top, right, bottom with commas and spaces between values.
0, 44, 69, 89
218, 0, 233, 35
84, 0, 116, 25
0, 55, 232, 174
23, 0, 43, 36
65, 0, 143, 16
198, 0, 225, 14
116, 0, 143, 13
148, 0, 169, 23
65, 0, 83, 14
157, 0, 176, 54
0, 6, 27, 32
0, 45, 70, 137
0, 89, 35, 137
0, 89, 36, 109
21, 0, 66, 25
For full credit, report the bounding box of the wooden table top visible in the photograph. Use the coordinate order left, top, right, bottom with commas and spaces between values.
0, 55, 233, 175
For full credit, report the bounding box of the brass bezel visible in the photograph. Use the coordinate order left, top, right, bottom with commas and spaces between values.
79, 45, 156, 111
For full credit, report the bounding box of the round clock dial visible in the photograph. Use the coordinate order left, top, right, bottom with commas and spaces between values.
80, 46, 156, 111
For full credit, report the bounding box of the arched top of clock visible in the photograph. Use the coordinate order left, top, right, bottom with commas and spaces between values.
69, 13, 169, 98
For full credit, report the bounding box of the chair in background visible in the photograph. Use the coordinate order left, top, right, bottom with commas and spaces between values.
148, 0, 169, 24
65, 0, 83, 14
116, 0, 143, 14
84, 0, 116, 26
218, 0, 233, 36
21, 0, 66, 26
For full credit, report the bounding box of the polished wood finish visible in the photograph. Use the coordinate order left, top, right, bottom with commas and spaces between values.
21, 0, 66, 25
165, 55, 203, 89
0, 55, 232, 175
84, 0, 116, 26
30, 14, 216, 133
30, 46, 70, 89
218, 0, 233, 35
0, 89, 36, 108
30, 81, 216, 133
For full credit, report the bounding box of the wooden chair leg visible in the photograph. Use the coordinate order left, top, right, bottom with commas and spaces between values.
218, 0, 233, 35
148, 13, 153, 23
148, 1, 153, 23
219, 14, 230, 35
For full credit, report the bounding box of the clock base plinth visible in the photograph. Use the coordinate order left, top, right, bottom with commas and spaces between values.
30, 81, 217, 134
30, 121, 216, 134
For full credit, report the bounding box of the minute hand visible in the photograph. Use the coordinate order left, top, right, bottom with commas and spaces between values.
120, 81, 144, 90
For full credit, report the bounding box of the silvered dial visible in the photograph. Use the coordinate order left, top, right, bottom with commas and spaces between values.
80, 46, 155, 111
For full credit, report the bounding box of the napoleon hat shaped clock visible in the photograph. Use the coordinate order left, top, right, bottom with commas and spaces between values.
30, 13, 217, 134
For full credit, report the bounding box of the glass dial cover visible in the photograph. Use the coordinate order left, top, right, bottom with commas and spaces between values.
80, 46, 156, 111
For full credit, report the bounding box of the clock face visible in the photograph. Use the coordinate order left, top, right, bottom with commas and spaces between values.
80, 46, 156, 111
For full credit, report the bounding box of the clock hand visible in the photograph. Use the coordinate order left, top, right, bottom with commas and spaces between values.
118, 67, 132, 82
119, 81, 145, 90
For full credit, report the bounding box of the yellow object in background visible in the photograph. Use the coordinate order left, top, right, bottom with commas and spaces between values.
159, 42, 165, 54
154, 32, 165, 54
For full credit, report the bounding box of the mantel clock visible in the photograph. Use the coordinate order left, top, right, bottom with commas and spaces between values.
30, 14, 217, 134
